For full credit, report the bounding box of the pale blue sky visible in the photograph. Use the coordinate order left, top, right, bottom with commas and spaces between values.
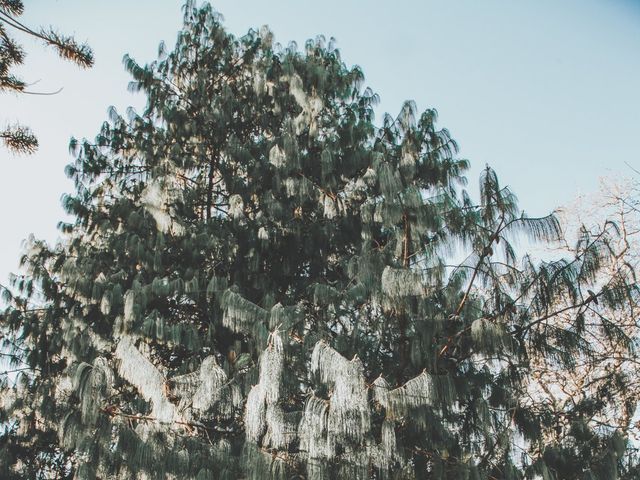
1, 0, 639, 285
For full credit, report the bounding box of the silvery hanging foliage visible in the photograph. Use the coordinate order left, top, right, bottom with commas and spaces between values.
1, 2, 639, 479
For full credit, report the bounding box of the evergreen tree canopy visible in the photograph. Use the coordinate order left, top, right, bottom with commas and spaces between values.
1, 2, 638, 478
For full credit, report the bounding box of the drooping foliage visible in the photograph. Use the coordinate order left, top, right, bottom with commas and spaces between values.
1, 2, 639, 478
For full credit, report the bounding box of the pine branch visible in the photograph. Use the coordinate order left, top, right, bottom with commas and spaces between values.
0, 11, 93, 67
99, 408, 236, 434
1, 124, 38, 153
454, 215, 505, 316
0, 366, 40, 375
519, 296, 596, 335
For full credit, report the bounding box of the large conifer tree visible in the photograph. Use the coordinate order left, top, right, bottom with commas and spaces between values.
1, 2, 638, 478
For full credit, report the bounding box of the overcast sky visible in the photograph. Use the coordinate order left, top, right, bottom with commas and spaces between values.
1, 0, 639, 285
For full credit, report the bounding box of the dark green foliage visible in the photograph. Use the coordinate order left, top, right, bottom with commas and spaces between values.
0, 1, 638, 479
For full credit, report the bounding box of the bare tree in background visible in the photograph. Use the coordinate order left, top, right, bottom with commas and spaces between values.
524, 178, 640, 464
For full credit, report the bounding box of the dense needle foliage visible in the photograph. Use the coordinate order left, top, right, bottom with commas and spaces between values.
1, 2, 638, 478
